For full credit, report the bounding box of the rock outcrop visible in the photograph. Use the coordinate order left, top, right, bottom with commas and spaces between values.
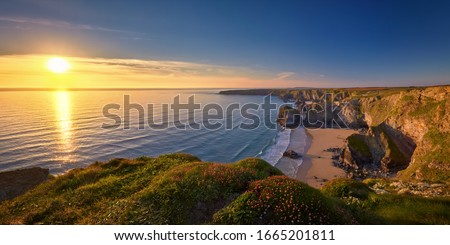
283, 149, 301, 159
356, 86, 449, 181
0, 167, 49, 202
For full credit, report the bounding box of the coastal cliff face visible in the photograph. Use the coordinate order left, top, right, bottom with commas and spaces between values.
222, 86, 450, 182
358, 86, 450, 182
278, 89, 366, 128
329, 86, 448, 182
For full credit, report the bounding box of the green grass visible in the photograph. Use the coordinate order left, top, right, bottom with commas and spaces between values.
409, 98, 445, 118
0, 155, 282, 224
0, 153, 201, 224
122, 159, 283, 224
368, 194, 450, 224
400, 95, 415, 103
424, 128, 450, 147
322, 178, 372, 199
321, 178, 450, 224
1, 154, 449, 225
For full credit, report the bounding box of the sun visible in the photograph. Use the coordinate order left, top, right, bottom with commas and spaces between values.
47, 57, 70, 73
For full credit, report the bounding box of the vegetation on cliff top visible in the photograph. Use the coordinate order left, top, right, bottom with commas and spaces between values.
213, 176, 356, 224
122, 159, 282, 224
323, 178, 450, 224
0, 155, 286, 224
1, 154, 449, 225
322, 178, 372, 199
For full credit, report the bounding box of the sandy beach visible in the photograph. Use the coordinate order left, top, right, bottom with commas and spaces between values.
276, 128, 355, 188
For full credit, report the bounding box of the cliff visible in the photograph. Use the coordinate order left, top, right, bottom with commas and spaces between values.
221, 85, 450, 182
356, 86, 449, 182
0, 167, 49, 202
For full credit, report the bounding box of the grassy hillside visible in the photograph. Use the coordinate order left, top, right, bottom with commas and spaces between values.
322, 178, 450, 224
1, 154, 449, 224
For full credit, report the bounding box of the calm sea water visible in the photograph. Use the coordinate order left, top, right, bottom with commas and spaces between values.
0, 90, 285, 174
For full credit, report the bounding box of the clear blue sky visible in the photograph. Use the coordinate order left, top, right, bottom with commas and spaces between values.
1, 0, 450, 87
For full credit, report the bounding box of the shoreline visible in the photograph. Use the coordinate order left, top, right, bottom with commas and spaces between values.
274, 128, 308, 179
260, 128, 291, 167
275, 127, 355, 188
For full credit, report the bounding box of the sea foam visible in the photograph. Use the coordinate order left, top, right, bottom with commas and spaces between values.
260, 128, 291, 166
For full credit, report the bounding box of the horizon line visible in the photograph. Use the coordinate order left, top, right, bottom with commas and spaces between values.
0, 84, 449, 92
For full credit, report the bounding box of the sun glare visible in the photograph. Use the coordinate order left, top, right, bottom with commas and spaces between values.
47, 57, 70, 73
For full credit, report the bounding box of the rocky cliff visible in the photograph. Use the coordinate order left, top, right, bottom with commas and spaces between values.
221, 85, 450, 182
356, 86, 450, 182
0, 167, 49, 202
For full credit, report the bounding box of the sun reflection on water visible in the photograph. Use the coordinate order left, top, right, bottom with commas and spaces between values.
54, 91, 74, 163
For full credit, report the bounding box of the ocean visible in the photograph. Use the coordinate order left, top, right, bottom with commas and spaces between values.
0, 89, 290, 174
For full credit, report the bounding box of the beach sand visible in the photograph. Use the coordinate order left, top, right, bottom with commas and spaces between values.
276, 128, 355, 189
300, 128, 355, 188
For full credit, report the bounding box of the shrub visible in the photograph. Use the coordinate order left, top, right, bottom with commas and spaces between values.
213, 176, 356, 225
321, 178, 372, 199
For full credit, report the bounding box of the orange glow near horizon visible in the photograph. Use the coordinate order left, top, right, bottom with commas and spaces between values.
0, 54, 314, 89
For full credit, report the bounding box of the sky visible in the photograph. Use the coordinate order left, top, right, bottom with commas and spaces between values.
0, 0, 450, 88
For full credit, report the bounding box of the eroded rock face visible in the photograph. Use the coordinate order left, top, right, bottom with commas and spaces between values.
345, 86, 449, 180
340, 137, 372, 170
0, 167, 49, 202
338, 100, 367, 129
297, 97, 366, 128
297, 86, 449, 181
